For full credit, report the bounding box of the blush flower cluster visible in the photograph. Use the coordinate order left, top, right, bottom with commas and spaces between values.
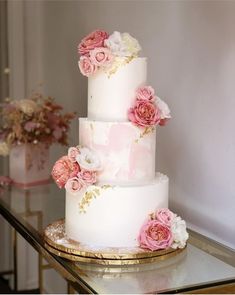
78, 30, 141, 77
128, 86, 171, 128
138, 208, 188, 251
0, 95, 75, 156
51, 146, 101, 194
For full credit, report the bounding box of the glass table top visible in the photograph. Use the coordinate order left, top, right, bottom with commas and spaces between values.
0, 183, 235, 294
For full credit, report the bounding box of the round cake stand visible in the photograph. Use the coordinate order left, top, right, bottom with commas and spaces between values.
44, 219, 186, 266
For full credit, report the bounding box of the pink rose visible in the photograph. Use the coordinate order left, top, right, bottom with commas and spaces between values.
89, 47, 113, 67
51, 156, 80, 188
155, 208, 175, 227
128, 100, 161, 127
78, 30, 109, 56
78, 56, 97, 77
77, 169, 97, 185
68, 147, 80, 163
65, 177, 85, 194
138, 220, 173, 251
136, 86, 156, 102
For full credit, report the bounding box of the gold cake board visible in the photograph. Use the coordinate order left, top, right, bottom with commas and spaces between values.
44, 219, 186, 266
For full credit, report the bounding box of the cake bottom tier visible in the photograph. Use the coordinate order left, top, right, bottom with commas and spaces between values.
65, 173, 168, 248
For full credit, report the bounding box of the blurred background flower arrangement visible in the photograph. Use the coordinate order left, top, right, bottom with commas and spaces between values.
0, 94, 75, 156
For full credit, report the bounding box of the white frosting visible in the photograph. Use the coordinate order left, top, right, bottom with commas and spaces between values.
65, 173, 169, 248
88, 57, 147, 121
79, 118, 156, 185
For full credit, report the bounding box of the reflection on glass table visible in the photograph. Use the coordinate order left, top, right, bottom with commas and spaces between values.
0, 183, 234, 294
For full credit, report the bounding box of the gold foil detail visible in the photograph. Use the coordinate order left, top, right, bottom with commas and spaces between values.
79, 185, 112, 213
106, 56, 135, 78
135, 126, 155, 143
149, 212, 155, 220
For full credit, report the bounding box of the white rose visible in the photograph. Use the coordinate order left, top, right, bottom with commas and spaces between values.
0, 142, 9, 156
104, 31, 127, 57
105, 31, 141, 57
171, 216, 189, 249
122, 32, 141, 57
76, 147, 101, 171
156, 96, 171, 119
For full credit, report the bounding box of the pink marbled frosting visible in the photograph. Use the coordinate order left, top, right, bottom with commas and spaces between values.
79, 118, 156, 184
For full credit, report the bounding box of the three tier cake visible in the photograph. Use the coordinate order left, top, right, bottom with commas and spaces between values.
51, 30, 188, 254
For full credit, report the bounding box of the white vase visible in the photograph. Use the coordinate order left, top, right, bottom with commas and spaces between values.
9, 143, 50, 188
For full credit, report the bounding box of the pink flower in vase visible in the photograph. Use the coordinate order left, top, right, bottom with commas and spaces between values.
78, 56, 97, 77
136, 86, 156, 102
138, 219, 173, 251
89, 47, 114, 67
78, 30, 109, 56
24, 121, 38, 132
68, 147, 80, 163
77, 169, 97, 185
65, 177, 85, 194
51, 156, 80, 188
155, 208, 175, 227
128, 100, 161, 127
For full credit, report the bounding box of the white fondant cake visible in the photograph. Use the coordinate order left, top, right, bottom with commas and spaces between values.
79, 118, 156, 185
88, 58, 147, 121
52, 30, 188, 252
66, 173, 168, 247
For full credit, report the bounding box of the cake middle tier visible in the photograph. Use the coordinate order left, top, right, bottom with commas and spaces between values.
79, 118, 156, 185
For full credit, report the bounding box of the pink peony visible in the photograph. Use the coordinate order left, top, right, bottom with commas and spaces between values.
51, 156, 80, 188
138, 220, 173, 251
155, 208, 175, 227
89, 47, 113, 67
78, 30, 109, 56
78, 169, 97, 185
68, 147, 80, 163
128, 100, 161, 127
65, 177, 85, 194
78, 56, 97, 77
136, 86, 156, 102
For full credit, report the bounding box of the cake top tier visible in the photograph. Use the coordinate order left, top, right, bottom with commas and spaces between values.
77, 29, 171, 124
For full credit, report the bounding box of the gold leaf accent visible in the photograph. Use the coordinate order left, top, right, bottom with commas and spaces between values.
135, 126, 155, 143
101, 184, 112, 189
106, 56, 135, 78
79, 185, 113, 213
149, 212, 155, 220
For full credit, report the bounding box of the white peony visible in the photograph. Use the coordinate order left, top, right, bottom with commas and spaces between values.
76, 147, 101, 171
0, 142, 10, 156
105, 31, 141, 57
156, 96, 171, 119
171, 216, 189, 249
122, 32, 141, 57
